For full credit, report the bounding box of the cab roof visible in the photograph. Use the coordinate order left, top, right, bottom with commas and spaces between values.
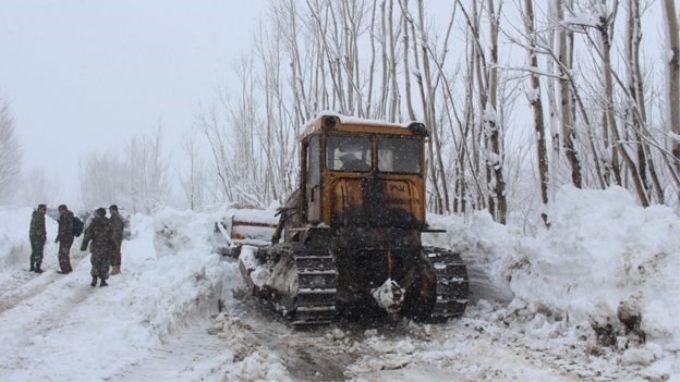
300, 113, 428, 141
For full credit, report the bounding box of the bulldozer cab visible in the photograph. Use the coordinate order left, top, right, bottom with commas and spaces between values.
300, 114, 428, 232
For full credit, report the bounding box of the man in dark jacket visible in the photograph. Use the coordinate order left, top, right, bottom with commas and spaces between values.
108, 204, 124, 275
339, 152, 370, 171
55, 204, 75, 274
29, 204, 47, 273
81, 208, 114, 287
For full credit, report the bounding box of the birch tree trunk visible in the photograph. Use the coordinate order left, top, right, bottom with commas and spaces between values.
597, 3, 649, 206
460, 36, 476, 213
407, 0, 442, 213
546, 0, 560, 195
486, 0, 507, 224
179, 126, 206, 211
523, 0, 550, 225
626, 0, 664, 203
400, 0, 416, 121
557, 0, 583, 188
662, 0, 680, 179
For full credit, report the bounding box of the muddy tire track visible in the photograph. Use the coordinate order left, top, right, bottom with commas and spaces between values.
219, 290, 361, 381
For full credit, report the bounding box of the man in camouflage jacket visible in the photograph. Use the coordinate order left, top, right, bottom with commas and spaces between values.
29, 204, 47, 273
81, 208, 114, 287
108, 204, 124, 275
55, 204, 75, 274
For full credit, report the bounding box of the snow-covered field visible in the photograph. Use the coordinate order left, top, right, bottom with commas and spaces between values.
0, 186, 678, 381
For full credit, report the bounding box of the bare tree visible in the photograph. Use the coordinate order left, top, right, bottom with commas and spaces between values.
21, 168, 61, 207
179, 125, 207, 211
79, 150, 126, 209
125, 122, 170, 213
408, 0, 456, 214
556, 0, 583, 189
0, 96, 22, 204
80, 122, 169, 213
196, 103, 235, 203
523, 0, 550, 225
594, 1, 649, 206
206, 0, 680, 227
625, 0, 664, 203
557, 0, 651, 206
485, 0, 508, 224
662, 0, 680, 179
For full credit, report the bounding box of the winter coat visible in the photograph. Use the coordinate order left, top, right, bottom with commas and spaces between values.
57, 210, 75, 245
81, 215, 114, 256
29, 210, 46, 244
109, 212, 124, 249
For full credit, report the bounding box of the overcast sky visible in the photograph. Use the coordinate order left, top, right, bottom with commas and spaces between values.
0, 0, 265, 206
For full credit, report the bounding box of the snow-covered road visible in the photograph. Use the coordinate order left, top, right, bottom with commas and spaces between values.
1, 186, 678, 381
0, 258, 659, 382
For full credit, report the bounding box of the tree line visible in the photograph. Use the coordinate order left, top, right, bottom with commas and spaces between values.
2, 0, 679, 230
187, 0, 680, 229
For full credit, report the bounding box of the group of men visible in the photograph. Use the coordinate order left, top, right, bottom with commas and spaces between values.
28, 204, 125, 288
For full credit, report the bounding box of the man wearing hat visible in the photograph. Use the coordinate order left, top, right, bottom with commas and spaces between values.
81, 207, 114, 287
339, 152, 370, 171
108, 204, 124, 275
55, 204, 75, 274
28, 204, 47, 273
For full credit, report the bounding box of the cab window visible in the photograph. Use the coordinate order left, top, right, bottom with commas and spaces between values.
327, 135, 372, 172
377, 137, 421, 174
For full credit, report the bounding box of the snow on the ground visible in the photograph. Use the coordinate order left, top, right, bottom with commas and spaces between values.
427, 186, 680, 351
0, 186, 678, 382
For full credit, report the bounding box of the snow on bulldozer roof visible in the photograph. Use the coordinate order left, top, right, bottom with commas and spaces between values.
301, 112, 428, 140
312, 111, 412, 128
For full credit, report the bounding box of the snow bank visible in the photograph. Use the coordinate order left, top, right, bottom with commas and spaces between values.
0, 185, 678, 380
150, 208, 295, 380
428, 186, 680, 353
0, 207, 58, 272
515, 186, 680, 351
425, 211, 519, 303
152, 207, 219, 258
0, 207, 240, 381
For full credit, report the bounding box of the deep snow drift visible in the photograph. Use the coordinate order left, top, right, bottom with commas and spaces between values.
428, 186, 680, 352
0, 186, 678, 381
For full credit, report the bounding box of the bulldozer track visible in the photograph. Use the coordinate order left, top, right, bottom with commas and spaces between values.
289, 246, 338, 328
278, 245, 467, 327
425, 247, 469, 321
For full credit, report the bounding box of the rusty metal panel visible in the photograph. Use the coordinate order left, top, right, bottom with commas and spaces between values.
326, 177, 425, 228
383, 180, 424, 226
329, 178, 364, 226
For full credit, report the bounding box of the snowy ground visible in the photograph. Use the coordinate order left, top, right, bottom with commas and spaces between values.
0, 186, 678, 381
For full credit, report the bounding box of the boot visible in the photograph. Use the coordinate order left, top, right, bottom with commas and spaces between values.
100, 279, 108, 287
110, 266, 120, 275
29, 260, 35, 272
91, 276, 98, 287
34, 261, 43, 273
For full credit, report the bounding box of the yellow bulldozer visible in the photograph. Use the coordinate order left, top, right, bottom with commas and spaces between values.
223, 114, 469, 327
